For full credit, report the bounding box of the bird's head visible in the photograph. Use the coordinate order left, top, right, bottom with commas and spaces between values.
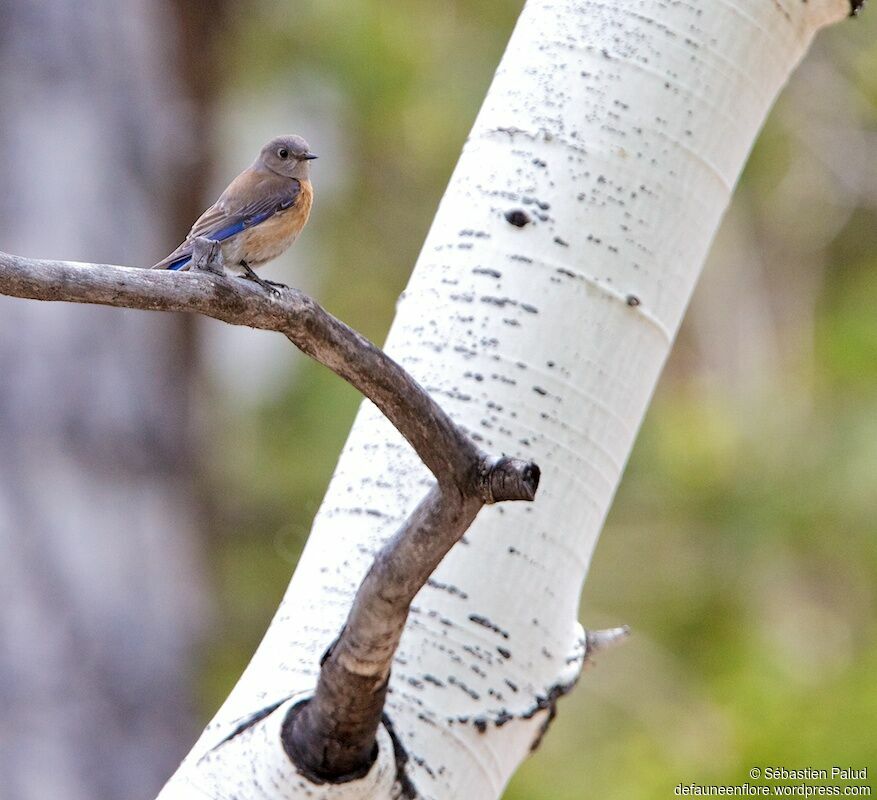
258, 135, 318, 180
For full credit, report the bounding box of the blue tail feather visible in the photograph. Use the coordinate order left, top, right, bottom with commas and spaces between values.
168, 256, 192, 271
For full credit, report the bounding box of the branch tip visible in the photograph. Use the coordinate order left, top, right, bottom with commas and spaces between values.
585, 625, 631, 657
479, 456, 541, 503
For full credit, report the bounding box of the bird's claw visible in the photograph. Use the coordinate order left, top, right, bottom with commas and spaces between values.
239, 261, 286, 296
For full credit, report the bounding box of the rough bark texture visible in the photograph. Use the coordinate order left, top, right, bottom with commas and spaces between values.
0, 2, 208, 797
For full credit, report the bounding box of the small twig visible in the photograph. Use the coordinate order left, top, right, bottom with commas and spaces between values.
0, 250, 540, 781
585, 626, 631, 659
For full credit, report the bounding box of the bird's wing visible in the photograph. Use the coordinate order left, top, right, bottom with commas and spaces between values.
152, 178, 302, 271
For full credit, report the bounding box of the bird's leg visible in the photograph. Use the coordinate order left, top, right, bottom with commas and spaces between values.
238, 261, 287, 294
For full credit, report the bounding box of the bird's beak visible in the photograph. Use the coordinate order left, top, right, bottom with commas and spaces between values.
302, 152, 318, 160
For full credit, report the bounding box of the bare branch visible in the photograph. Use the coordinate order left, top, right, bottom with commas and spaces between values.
0, 250, 540, 781
284, 485, 482, 781
0, 251, 477, 485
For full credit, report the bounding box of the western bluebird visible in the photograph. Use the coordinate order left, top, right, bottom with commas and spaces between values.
153, 134, 316, 292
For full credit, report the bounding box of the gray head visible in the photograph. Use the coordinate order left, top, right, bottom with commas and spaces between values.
257, 134, 318, 180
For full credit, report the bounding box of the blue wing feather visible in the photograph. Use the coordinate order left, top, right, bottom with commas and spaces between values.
154, 184, 299, 271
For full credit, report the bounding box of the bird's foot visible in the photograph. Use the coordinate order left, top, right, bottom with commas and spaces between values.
239, 261, 284, 296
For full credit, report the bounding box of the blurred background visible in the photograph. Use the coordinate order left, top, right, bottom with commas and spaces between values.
0, 1, 874, 798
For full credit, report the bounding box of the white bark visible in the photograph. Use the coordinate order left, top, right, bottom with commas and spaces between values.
158, 1, 852, 797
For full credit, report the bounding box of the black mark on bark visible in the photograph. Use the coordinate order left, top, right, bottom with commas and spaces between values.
382, 713, 418, 799
468, 613, 510, 639
505, 209, 531, 227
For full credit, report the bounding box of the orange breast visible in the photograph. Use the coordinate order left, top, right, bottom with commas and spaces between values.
233, 179, 314, 267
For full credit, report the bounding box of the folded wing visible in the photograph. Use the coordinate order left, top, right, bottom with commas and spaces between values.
152, 180, 302, 271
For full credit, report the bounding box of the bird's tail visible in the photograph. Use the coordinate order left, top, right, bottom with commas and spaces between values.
151, 246, 193, 271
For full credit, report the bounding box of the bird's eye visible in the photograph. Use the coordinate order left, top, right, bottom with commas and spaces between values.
278, 148, 289, 159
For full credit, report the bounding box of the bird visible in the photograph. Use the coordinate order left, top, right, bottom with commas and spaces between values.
152, 134, 316, 293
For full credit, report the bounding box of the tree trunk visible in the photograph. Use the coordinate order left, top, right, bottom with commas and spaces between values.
0, 1, 209, 797
156, 0, 854, 797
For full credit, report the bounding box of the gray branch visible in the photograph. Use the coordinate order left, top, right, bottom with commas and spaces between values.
0, 248, 540, 782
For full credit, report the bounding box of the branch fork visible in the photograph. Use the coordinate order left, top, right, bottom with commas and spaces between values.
0, 248, 540, 784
